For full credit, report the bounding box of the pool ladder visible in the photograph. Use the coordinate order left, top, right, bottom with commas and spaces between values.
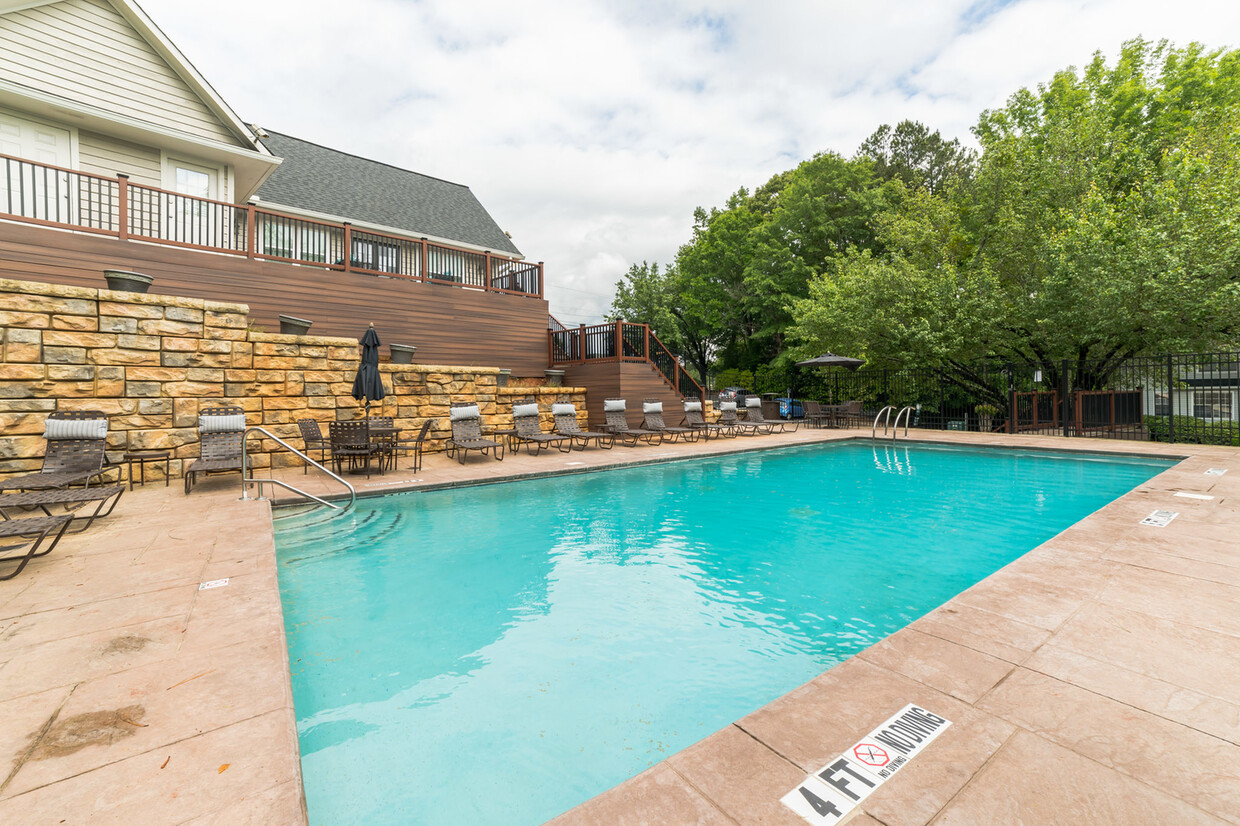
872, 406, 916, 440
239, 426, 356, 515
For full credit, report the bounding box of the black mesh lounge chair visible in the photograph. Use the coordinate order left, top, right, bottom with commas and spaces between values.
601, 399, 662, 446
0, 485, 125, 534
683, 399, 733, 439
328, 420, 382, 478
0, 514, 74, 581
296, 418, 330, 472
512, 402, 572, 455
552, 402, 613, 450
0, 410, 110, 492
716, 401, 765, 435
392, 419, 434, 472
446, 403, 504, 464
746, 397, 797, 432
641, 399, 700, 443
184, 406, 252, 494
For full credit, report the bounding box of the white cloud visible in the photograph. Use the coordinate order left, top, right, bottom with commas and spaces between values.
143, 0, 1240, 323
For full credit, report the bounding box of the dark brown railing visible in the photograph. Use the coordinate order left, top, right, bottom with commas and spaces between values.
548, 320, 704, 399
0, 152, 543, 298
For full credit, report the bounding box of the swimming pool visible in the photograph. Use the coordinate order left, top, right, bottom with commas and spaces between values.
274, 441, 1172, 825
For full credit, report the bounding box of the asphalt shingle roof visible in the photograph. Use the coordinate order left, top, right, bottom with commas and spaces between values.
254, 130, 522, 257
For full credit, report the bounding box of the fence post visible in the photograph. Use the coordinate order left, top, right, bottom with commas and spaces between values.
614, 321, 623, 361
644, 325, 650, 361
116, 174, 129, 241
484, 252, 493, 291
578, 324, 586, 364
245, 205, 257, 258
938, 368, 945, 430
343, 223, 353, 272
1006, 362, 1015, 434
1166, 354, 1175, 444
1061, 359, 1070, 438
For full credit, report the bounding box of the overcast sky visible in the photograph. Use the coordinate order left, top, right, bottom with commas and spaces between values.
140, 0, 1240, 324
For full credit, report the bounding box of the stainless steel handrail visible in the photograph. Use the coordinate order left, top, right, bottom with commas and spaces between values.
871, 405, 895, 438
239, 426, 355, 512
891, 406, 915, 440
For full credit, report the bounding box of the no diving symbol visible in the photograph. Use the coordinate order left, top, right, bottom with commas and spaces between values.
853, 743, 889, 767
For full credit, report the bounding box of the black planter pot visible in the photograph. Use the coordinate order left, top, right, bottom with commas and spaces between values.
103, 270, 153, 293
389, 344, 417, 364
544, 369, 565, 387
278, 314, 313, 335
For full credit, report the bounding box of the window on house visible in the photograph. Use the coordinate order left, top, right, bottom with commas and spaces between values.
1193, 390, 1233, 420
263, 221, 295, 259
351, 238, 400, 274
1153, 392, 1170, 416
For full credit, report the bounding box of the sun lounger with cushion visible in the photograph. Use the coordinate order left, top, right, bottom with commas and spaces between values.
716, 401, 765, 435
0, 410, 111, 492
0, 485, 125, 534
552, 403, 613, 450
512, 403, 572, 455
641, 399, 700, 443
601, 399, 662, 446
184, 406, 252, 494
446, 403, 504, 464
683, 400, 732, 439
745, 397, 796, 432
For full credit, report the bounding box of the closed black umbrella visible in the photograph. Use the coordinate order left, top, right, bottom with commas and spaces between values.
795, 352, 865, 370
351, 323, 387, 417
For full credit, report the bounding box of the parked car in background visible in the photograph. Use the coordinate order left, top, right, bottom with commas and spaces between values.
717, 387, 752, 405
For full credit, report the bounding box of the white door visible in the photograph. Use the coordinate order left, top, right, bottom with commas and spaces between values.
164, 159, 220, 246
0, 112, 73, 224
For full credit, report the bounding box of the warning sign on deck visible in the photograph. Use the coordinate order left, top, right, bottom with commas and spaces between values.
1139, 510, 1178, 528
1205, 468, 1228, 476
781, 704, 951, 825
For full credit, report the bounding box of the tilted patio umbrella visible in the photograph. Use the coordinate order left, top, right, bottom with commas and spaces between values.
794, 352, 865, 371
351, 323, 388, 417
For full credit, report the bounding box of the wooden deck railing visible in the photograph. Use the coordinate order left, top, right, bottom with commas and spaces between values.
0, 152, 543, 298
548, 321, 704, 399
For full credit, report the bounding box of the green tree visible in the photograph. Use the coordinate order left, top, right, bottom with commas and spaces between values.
857, 120, 977, 194
607, 262, 680, 351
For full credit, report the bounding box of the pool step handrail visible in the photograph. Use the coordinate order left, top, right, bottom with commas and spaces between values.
872, 405, 896, 438
239, 426, 356, 513
891, 406, 915, 440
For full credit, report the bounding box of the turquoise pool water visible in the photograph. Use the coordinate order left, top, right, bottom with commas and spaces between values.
274, 442, 1172, 825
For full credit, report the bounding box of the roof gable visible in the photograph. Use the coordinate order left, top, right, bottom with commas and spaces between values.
255, 131, 522, 257
0, 0, 263, 150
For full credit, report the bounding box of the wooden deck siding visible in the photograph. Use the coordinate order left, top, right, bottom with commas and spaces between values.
563, 361, 691, 429
0, 222, 552, 375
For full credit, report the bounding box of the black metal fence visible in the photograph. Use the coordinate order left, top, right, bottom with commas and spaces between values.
798, 352, 1239, 446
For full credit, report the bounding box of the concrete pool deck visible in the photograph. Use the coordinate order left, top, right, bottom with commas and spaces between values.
0, 428, 1236, 824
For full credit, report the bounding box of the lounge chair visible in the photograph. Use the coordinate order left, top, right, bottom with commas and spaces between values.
328, 420, 383, 478
296, 418, 331, 472
641, 399, 699, 443
184, 406, 252, 494
683, 400, 732, 439
446, 403, 504, 464
601, 399, 662, 446
0, 410, 111, 492
552, 403, 613, 450
745, 397, 797, 432
0, 514, 74, 580
0, 485, 125, 534
716, 401, 766, 435
512, 403, 571, 455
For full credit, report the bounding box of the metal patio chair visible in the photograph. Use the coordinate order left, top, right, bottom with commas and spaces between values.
0, 410, 111, 492
446, 403, 504, 464
296, 418, 331, 473
551, 402, 613, 450
184, 406, 252, 494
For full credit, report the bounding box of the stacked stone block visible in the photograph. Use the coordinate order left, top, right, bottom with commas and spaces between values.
0, 278, 586, 484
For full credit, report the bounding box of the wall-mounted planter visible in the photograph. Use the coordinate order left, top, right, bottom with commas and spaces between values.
544, 369, 565, 387
497, 368, 511, 387
103, 270, 153, 293
389, 344, 418, 364
278, 314, 313, 335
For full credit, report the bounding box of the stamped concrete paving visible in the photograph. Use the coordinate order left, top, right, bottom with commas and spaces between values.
0, 428, 1236, 825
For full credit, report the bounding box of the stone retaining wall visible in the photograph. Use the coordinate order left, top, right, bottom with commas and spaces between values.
0, 278, 585, 482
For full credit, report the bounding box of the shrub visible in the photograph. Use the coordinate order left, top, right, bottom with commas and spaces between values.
1146, 415, 1240, 446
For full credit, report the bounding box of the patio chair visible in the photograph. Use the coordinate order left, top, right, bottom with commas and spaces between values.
837, 400, 863, 427
641, 399, 700, 443
512, 403, 572, 455
683, 400, 732, 439
446, 404, 504, 464
0, 514, 74, 581
745, 397, 792, 432
184, 406, 252, 494
552, 403, 613, 450
392, 419, 434, 472
328, 420, 383, 478
367, 416, 398, 473
0, 410, 111, 492
0, 485, 125, 534
601, 399, 662, 446
716, 401, 764, 436
296, 418, 331, 473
